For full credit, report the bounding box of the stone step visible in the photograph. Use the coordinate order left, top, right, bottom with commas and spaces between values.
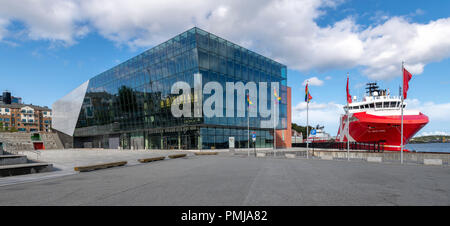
1, 132, 64, 151
0, 163, 53, 177
0, 155, 28, 166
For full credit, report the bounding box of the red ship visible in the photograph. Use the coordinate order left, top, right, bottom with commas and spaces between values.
337, 83, 429, 151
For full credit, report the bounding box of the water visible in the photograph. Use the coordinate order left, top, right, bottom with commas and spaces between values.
405, 143, 450, 153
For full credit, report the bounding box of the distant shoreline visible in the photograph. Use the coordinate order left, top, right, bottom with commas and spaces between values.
410, 135, 449, 144
409, 141, 449, 144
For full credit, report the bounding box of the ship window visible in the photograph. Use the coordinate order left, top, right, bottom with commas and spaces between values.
370, 104, 374, 108
376, 102, 382, 108
390, 102, 397, 108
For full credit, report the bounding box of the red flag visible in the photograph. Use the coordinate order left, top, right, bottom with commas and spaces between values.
403, 67, 412, 99
346, 76, 352, 104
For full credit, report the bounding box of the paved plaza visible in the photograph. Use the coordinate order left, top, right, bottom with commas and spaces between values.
17, 149, 192, 171
0, 153, 449, 206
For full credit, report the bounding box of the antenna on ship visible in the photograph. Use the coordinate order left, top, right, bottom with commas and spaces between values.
365, 83, 379, 96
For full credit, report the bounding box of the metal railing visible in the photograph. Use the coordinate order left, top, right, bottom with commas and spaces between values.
231, 146, 449, 166
292, 142, 384, 152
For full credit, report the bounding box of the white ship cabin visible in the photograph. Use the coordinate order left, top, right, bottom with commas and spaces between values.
344, 83, 406, 113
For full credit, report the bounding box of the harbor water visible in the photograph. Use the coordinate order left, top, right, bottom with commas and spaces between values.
405, 143, 450, 153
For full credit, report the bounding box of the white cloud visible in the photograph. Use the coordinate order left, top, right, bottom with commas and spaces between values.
0, 18, 8, 40
302, 77, 324, 86
292, 101, 344, 135
419, 131, 449, 136
0, 0, 87, 45
406, 99, 450, 122
325, 76, 332, 80
1, 0, 450, 80
359, 17, 450, 79
405, 98, 450, 137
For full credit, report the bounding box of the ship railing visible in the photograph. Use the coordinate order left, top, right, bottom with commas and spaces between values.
372, 95, 401, 100
292, 141, 384, 152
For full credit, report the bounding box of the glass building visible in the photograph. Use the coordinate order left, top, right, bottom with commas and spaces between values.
53, 27, 289, 150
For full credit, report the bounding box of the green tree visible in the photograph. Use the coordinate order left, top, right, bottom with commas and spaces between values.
118, 86, 138, 113
291, 123, 314, 139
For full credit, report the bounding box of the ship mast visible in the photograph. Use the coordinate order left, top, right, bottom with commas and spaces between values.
306, 82, 309, 159
347, 73, 350, 161
401, 62, 404, 164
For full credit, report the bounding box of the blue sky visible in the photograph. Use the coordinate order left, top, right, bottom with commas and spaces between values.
0, 0, 449, 136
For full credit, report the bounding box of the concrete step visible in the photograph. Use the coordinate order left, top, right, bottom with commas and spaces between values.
0, 155, 28, 166
0, 163, 53, 177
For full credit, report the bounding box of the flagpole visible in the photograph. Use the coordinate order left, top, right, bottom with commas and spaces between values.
273, 94, 276, 156
401, 62, 404, 164
347, 73, 350, 161
306, 82, 309, 159
248, 99, 250, 157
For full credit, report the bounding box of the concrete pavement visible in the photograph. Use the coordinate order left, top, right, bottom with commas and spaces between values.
0, 155, 449, 205
0, 149, 191, 187
17, 149, 192, 171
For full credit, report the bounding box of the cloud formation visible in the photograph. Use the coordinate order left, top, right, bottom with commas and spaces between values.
292, 101, 344, 135
1, 0, 450, 79
0, 18, 8, 40
302, 77, 324, 86
419, 131, 449, 136
0, 0, 87, 45
406, 99, 450, 123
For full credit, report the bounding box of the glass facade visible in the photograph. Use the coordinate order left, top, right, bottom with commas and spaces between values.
55, 27, 287, 150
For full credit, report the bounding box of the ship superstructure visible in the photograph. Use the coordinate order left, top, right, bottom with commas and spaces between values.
307, 125, 332, 143
337, 83, 429, 151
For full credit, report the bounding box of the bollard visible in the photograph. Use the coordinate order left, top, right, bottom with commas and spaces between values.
138, 156, 165, 163
367, 157, 382, 163
256, 153, 266, 158
74, 161, 127, 172
424, 159, 443, 166
168, 154, 187, 159
194, 152, 218, 156
285, 154, 296, 159
320, 155, 333, 160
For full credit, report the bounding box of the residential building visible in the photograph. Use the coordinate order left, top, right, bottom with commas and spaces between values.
0, 103, 52, 133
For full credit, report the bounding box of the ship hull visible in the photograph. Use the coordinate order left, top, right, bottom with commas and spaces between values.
337, 112, 429, 151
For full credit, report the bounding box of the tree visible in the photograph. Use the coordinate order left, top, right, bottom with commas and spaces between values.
118, 86, 138, 113
291, 123, 314, 139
